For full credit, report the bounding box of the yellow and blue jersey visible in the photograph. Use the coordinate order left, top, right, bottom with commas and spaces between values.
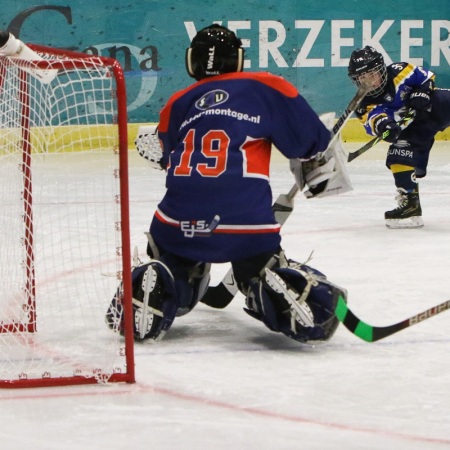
356, 62, 435, 136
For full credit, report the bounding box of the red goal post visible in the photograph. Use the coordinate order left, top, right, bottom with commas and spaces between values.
0, 42, 135, 387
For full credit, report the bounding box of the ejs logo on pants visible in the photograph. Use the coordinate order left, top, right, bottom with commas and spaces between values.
181, 220, 207, 238
180, 215, 221, 238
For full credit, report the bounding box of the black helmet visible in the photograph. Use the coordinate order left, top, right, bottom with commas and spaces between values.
186, 24, 244, 81
348, 46, 387, 96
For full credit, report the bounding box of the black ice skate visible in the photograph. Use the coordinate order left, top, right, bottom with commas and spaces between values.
384, 188, 424, 229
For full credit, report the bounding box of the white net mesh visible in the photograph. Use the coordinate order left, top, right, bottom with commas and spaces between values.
0, 48, 133, 386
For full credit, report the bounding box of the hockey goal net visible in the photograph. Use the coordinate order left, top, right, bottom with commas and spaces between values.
0, 43, 134, 387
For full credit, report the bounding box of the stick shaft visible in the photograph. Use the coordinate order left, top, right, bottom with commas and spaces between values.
335, 296, 450, 342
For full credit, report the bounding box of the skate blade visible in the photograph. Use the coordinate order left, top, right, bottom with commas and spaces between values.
385, 216, 424, 229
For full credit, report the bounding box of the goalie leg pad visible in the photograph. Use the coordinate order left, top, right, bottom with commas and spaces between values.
172, 262, 211, 317
244, 262, 346, 343
133, 261, 178, 340
105, 260, 178, 341
157, 251, 211, 317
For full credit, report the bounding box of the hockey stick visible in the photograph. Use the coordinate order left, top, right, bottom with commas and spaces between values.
336, 295, 450, 342
201, 84, 370, 309
347, 109, 416, 162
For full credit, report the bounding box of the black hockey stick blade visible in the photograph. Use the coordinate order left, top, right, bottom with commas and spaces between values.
347, 109, 416, 163
200, 267, 237, 308
335, 295, 450, 342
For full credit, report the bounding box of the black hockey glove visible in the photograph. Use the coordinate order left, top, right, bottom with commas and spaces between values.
374, 116, 401, 143
407, 89, 432, 120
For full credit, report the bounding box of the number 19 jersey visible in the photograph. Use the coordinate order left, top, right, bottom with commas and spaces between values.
151, 71, 330, 263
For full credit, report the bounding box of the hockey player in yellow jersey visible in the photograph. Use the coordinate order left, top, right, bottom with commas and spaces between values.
348, 46, 450, 228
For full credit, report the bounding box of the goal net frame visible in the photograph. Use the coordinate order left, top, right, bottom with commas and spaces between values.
0, 43, 135, 388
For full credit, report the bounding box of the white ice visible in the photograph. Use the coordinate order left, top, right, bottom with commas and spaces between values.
0, 142, 449, 450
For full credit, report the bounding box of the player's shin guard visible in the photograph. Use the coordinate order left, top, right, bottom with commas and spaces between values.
244, 263, 346, 343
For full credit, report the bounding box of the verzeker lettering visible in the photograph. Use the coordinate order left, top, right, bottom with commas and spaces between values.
185, 20, 450, 68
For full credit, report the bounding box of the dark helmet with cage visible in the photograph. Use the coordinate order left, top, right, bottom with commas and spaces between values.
348, 46, 388, 97
185, 24, 244, 81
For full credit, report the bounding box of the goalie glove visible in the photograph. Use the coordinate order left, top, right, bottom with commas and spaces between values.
135, 126, 164, 170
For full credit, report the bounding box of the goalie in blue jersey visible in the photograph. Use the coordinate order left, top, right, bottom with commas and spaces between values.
106, 24, 348, 344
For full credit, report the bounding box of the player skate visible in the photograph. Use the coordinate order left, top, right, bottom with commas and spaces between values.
385, 188, 424, 229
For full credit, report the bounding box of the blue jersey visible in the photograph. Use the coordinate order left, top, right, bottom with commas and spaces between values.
150, 71, 330, 263
356, 62, 435, 136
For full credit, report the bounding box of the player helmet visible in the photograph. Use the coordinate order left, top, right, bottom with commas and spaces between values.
348, 46, 388, 97
186, 24, 244, 81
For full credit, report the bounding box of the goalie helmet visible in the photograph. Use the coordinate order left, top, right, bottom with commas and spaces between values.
348, 46, 388, 97
186, 24, 244, 81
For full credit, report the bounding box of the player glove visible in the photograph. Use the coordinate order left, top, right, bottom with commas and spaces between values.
374, 116, 401, 143
407, 89, 432, 120
135, 126, 164, 170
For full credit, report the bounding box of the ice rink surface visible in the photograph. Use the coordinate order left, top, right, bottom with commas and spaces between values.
1, 142, 450, 449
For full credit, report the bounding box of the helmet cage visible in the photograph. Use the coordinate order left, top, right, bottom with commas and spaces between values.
348, 47, 388, 97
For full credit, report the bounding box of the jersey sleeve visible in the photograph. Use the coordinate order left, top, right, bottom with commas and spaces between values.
157, 95, 182, 169
264, 78, 331, 160
400, 63, 435, 91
